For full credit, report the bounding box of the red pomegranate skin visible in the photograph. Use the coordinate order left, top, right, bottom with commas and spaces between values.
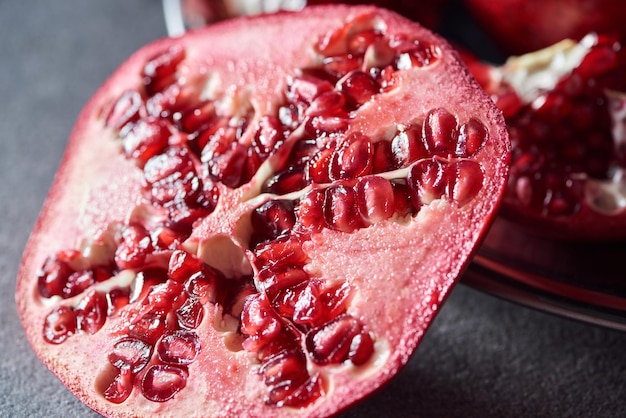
464, 0, 626, 54
16, 5, 509, 418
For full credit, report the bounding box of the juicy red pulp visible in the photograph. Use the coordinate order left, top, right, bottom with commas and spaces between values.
20, 6, 508, 417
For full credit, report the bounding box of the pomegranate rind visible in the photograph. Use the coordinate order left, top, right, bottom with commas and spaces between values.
16, 5, 509, 418
464, 0, 626, 55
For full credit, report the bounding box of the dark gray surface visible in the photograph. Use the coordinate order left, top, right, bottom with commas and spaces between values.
2, 1, 626, 417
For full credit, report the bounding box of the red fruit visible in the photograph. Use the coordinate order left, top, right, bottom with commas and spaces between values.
464, 0, 626, 55
463, 33, 626, 240
16, 6, 509, 417
179, 0, 450, 30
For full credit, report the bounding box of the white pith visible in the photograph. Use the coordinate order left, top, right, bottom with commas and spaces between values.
498, 35, 592, 105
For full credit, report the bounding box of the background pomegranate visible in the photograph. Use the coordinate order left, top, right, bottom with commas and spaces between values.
463, 0, 626, 55
462, 34, 626, 240
174, 0, 450, 31
16, 5, 509, 417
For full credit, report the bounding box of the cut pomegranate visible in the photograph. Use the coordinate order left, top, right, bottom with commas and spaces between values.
16, 5, 509, 417
463, 33, 626, 240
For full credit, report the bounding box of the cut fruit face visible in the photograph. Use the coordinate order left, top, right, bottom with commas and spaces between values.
16, 5, 509, 417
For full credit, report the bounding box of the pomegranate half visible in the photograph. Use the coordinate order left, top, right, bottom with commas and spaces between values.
16, 5, 509, 417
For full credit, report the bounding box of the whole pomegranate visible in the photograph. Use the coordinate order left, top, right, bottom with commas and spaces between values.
463, 33, 626, 240
16, 5, 509, 417
464, 0, 626, 55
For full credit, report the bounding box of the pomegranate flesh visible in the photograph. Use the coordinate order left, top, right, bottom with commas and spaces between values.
463, 33, 626, 240
17, 5, 509, 417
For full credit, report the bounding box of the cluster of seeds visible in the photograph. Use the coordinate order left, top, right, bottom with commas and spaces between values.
36, 15, 489, 408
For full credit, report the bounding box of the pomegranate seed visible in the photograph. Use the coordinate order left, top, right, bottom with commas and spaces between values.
168, 250, 203, 283
305, 314, 371, 365
252, 115, 286, 158
277, 373, 324, 408
141, 364, 188, 402
278, 104, 302, 129
137, 281, 185, 317
176, 296, 204, 329
306, 142, 336, 184
306, 90, 347, 117
319, 281, 352, 322
176, 100, 217, 134
456, 118, 489, 157
394, 41, 440, 69
104, 89, 143, 131
323, 55, 362, 78
286, 75, 333, 104
157, 330, 200, 365
43, 305, 77, 344
129, 313, 166, 345
408, 159, 447, 204
37, 254, 74, 298
337, 70, 380, 108
423, 108, 459, 156
150, 167, 202, 207
295, 188, 326, 233
575, 44, 619, 80
305, 114, 350, 136
348, 331, 374, 365
255, 331, 299, 363
106, 288, 130, 315
184, 270, 218, 304
62, 270, 95, 298
324, 185, 364, 233
142, 45, 186, 95
288, 138, 318, 166
75, 290, 108, 335
143, 146, 194, 185
355, 176, 395, 225
132, 269, 169, 305
391, 125, 425, 168
270, 281, 307, 319
392, 181, 418, 216
292, 282, 324, 326
445, 160, 484, 207
260, 349, 308, 386
329, 133, 373, 180
205, 140, 248, 189
363, 38, 397, 71
257, 267, 309, 299
241, 293, 283, 352
103, 368, 134, 404
347, 29, 380, 55
371, 140, 395, 173
263, 166, 307, 195
122, 117, 171, 166
115, 225, 153, 270
109, 337, 153, 373
253, 237, 308, 270
145, 84, 184, 119
251, 200, 296, 243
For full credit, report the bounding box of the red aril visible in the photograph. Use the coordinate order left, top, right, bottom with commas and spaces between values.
463, 33, 626, 240
16, 5, 509, 417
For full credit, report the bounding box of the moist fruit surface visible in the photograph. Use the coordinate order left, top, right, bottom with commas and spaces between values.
16, 5, 509, 417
